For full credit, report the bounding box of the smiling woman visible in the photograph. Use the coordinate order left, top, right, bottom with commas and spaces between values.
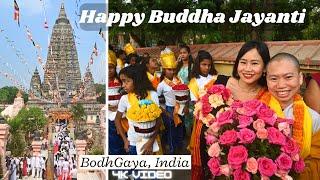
226, 40, 270, 102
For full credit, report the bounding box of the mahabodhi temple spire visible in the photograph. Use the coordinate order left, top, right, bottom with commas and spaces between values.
42, 3, 82, 102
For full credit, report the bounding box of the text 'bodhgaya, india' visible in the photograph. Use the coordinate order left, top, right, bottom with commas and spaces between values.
79, 9, 307, 27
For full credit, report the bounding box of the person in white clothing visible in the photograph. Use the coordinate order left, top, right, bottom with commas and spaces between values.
70, 165, 77, 180
35, 156, 41, 178
62, 158, 70, 180
27, 156, 31, 176
39, 157, 46, 178
31, 156, 36, 177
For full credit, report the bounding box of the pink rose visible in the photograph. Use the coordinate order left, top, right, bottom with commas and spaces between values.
281, 138, 300, 156
207, 157, 221, 176
275, 169, 290, 179
202, 113, 215, 126
292, 154, 300, 161
227, 145, 248, 169
277, 117, 293, 125
207, 122, 220, 135
206, 133, 217, 145
201, 98, 212, 116
219, 129, 237, 145
257, 106, 277, 126
222, 88, 232, 101
219, 164, 231, 176
231, 100, 243, 109
278, 122, 291, 136
253, 119, 265, 130
207, 84, 225, 94
238, 128, 256, 144
236, 106, 256, 116
256, 128, 268, 140
216, 109, 234, 126
257, 157, 277, 177
246, 157, 258, 174
237, 115, 253, 128
233, 169, 250, 180
275, 153, 293, 171
208, 142, 221, 157
267, 127, 286, 145
293, 158, 305, 173
239, 100, 263, 116
243, 99, 263, 111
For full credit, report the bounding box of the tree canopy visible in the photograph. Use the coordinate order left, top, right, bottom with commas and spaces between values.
0, 86, 28, 104
109, 0, 320, 46
7, 106, 46, 157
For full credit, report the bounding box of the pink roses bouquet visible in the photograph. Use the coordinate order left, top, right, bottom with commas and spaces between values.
195, 85, 305, 180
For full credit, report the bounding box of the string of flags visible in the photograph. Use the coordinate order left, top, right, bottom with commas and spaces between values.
14, 0, 20, 26
89, 42, 98, 65
99, 28, 106, 41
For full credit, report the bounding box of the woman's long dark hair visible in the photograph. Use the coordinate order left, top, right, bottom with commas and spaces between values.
191, 50, 218, 79
232, 40, 270, 87
176, 45, 193, 81
119, 64, 154, 99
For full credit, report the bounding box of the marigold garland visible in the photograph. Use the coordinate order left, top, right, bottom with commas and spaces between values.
292, 94, 304, 149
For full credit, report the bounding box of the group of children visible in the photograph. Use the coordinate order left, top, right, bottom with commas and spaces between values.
108, 43, 224, 156
108, 41, 320, 179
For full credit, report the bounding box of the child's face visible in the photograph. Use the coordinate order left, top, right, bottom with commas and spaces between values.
108, 64, 116, 78
130, 57, 137, 65
237, 48, 264, 85
200, 59, 212, 76
267, 59, 303, 108
120, 74, 134, 93
179, 48, 189, 61
147, 58, 159, 71
164, 68, 175, 80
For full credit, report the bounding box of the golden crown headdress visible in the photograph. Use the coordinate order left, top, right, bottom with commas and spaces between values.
123, 43, 136, 55
108, 50, 117, 66
160, 49, 177, 69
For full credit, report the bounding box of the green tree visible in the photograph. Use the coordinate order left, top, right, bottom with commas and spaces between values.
13, 107, 47, 144
71, 104, 86, 138
95, 83, 105, 104
109, 0, 320, 46
0, 86, 28, 104
7, 117, 26, 157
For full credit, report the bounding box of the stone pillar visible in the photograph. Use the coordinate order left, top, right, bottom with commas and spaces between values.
100, 118, 106, 154
75, 139, 87, 156
0, 123, 10, 175
31, 141, 42, 157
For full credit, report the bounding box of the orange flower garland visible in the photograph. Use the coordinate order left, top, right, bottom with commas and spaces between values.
292, 94, 304, 150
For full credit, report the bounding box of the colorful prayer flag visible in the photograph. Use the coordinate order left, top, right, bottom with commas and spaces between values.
93, 43, 98, 56
14, 0, 20, 26
99, 28, 106, 41
44, 21, 49, 29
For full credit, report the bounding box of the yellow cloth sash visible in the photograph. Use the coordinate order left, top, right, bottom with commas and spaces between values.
188, 75, 217, 151
299, 130, 320, 180
147, 72, 160, 89
163, 77, 183, 127
127, 91, 163, 155
260, 92, 312, 159
188, 76, 217, 100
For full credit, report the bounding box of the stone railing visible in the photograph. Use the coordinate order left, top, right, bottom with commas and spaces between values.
2, 170, 9, 180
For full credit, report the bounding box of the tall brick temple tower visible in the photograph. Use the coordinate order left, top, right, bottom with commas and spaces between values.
42, 3, 82, 102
